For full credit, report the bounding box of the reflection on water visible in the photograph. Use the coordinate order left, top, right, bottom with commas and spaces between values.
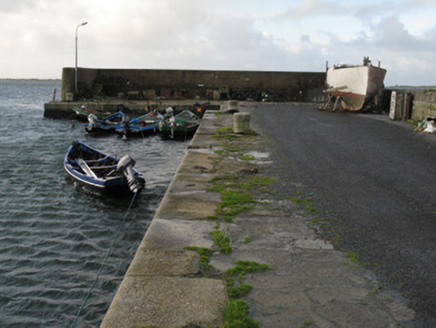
0, 80, 188, 327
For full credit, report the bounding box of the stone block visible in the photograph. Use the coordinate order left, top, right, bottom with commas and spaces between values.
126, 249, 200, 277
101, 276, 228, 328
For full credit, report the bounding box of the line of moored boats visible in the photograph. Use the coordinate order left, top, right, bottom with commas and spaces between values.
73, 105, 201, 139
65, 104, 203, 197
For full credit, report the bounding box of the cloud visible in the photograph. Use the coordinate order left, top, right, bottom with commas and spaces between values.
276, 0, 357, 19
374, 16, 420, 50
0, 0, 436, 85
78, 2, 290, 72
0, 0, 37, 13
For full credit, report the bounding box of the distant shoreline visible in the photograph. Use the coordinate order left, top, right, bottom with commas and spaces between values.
0, 78, 61, 81
386, 85, 436, 91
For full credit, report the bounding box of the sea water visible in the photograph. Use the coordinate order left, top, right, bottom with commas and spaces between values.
0, 80, 188, 327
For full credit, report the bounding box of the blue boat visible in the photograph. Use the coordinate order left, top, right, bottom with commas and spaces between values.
115, 111, 163, 137
64, 140, 145, 196
84, 111, 125, 134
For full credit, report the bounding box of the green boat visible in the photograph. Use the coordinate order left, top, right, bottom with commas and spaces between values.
159, 108, 200, 139
72, 105, 111, 121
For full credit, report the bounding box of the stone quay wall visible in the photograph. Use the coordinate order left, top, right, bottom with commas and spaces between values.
409, 89, 436, 120
384, 88, 436, 122
61, 67, 325, 103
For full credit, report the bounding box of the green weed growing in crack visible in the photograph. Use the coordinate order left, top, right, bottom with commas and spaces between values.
301, 320, 313, 328
291, 193, 321, 213
369, 286, 381, 295
202, 174, 273, 222
343, 251, 387, 276
207, 176, 256, 223
212, 126, 235, 140
241, 154, 255, 161
224, 261, 270, 301
343, 251, 361, 269
224, 299, 258, 328
199, 122, 271, 326
223, 261, 270, 328
331, 233, 342, 247
308, 218, 324, 228
216, 190, 254, 223
308, 217, 342, 248
211, 230, 232, 254
226, 260, 270, 278
183, 246, 215, 277
182, 248, 268, 327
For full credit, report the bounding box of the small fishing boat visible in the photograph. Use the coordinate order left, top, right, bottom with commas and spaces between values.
72, 105, 111, 121
84, 111, 125, 134
64, 140, 145, 196
322, 57, 387, 111
115, 111, 163, 137
159, 107, 200, 139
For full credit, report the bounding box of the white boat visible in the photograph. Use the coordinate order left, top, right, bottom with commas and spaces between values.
323, 57, 387, 111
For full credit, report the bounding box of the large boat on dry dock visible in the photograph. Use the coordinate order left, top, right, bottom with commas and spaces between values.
322, 57, 387, 111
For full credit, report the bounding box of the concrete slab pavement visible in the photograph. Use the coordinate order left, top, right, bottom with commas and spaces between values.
102, 105, 415, 327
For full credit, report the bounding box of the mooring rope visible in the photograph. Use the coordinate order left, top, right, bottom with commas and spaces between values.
70, 191, 138, 328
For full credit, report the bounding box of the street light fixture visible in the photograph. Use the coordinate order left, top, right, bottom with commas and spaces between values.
75, 22, 88, 93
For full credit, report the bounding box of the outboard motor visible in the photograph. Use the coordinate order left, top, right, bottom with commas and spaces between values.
165, 107, 176, 138
122, 115, 130, 137
169, 115, 176, 138
116, 155, 145, 193
165, 107, 174, 115
86, 113, 98, 132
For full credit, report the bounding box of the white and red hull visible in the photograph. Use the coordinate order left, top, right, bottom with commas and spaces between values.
326, 63, 387, 111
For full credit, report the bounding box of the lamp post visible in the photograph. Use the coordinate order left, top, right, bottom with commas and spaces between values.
75, 22, 88, 93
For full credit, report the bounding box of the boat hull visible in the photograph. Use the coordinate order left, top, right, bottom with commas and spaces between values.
84, 112, 125, 134
72, 106, 110, 121
159, 109, 200, 139
326, 65, 387, 111
64, 167, 135, 196
159, 125, 198, 139
115, 112, 163, 137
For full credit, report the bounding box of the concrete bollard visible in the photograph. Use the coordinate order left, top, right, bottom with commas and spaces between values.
222, 100, 239, 113
228, 100, 238, 111
233, 112, 251, 134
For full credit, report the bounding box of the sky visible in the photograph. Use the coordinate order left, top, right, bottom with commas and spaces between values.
1, 0, 436, 86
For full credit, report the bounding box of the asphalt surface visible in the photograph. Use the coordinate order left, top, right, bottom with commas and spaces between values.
252, 104, 436, 327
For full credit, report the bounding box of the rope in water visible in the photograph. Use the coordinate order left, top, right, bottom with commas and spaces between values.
70, 191, 138, 328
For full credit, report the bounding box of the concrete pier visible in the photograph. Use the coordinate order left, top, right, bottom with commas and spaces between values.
100, 105, 414, 327
101, 110, 229, 327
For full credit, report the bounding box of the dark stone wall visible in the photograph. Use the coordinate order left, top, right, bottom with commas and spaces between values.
62, 67, 325, 103
377, 88, 436, 121
402, 89, 436, 121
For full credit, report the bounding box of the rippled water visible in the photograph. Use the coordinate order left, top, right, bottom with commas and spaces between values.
0, 80, 188, 327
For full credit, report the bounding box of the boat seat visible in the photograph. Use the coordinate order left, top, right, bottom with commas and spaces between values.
77, 158, 98, 178
87, 165, 116, 170
84, 157, 111, 164
84, 158, 105, 163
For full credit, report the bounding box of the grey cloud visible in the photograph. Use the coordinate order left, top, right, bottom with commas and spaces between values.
0, 0, 35, 13
373, 15, 431, 51
276, 0, 356, 19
